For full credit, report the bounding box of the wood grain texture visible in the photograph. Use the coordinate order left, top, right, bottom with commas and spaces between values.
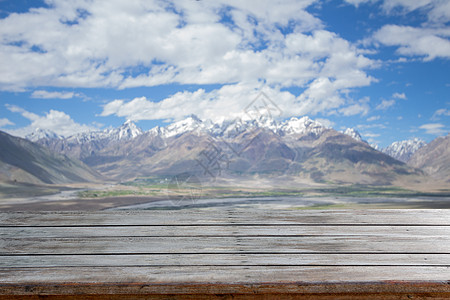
0, 209, 449, 298
1, 209, 450, 225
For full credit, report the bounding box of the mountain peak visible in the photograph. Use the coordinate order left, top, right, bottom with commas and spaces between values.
343, 128, 363, 142
116, 120, 143, 140
186, 114, 202, 122
382, 138, 426, 163
25, 128, 61, 142
164, 115, 205, 138
280, 116, 325, 136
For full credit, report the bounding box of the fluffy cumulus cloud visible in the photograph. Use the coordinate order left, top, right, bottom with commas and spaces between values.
373, 25, 450, 60
5, 104, 96, 137
345, 0, 450, 61
0, 0, 377, 120
101, 84, 291, 122
338, 97, 370, 116
101, 80, 374, 123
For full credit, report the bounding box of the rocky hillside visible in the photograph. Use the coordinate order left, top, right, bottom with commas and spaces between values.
408, 135, 450, 182
382, 138, 426, 163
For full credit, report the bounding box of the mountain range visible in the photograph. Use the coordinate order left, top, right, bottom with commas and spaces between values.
381, 138, 427, 163
21, 115, 440, 186
0, 131, 101, 185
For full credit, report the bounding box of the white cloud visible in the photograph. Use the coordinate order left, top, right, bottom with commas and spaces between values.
315, 118, 335, 128
367, 115, 380, 121
373, 25, 450, 61
362, 132, 380, 138
101, 82, 375, 122
343, 0, 375, 7
357, 123, 386, 129
339, 103, 369, 116
5, 104, 95, 137
419, 123, 446, 135
392, 92, 406, 99
337, 97, 370, 117
0, 118, 14, 127
346, 0, 450, 23
376, 99, 395, 110
346, 0, 450, 60
0, 0, 375, 119
31, 90, 79, 99
432, 108, 450, 120
380, 0, 450, 23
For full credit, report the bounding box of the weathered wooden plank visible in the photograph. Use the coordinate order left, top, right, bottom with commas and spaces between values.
1, 253, 448, 267
0, 266, 449, 284
1, 210, 449, 298
1, 209, 450, 226
1, 236, 450, 254
1, 225, 449, 238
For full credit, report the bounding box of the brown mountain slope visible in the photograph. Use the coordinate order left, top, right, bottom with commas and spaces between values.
408, 134, 450, 182
0, 131, 101, 185
29, 122, 428, 186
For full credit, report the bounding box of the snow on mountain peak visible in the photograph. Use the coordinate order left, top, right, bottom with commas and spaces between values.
343, 128, 363, 142
64, 121, 143, 143
280, 116, 325, 136
382, 138, 426, 162
116, 120, 143, 140
164, 115, 205, 138
26, 128, 61, 142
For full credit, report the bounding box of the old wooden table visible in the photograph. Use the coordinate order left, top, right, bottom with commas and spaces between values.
0, 209, 449, 299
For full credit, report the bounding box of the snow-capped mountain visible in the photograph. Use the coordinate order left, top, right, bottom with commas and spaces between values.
163, 115, 205, 138
148, 114, 325, 139
25, 114, 427, 185
342, 128, 363, 142
382, 138, 426, 163
25, 128, 62, 142
110, 119, 143, 140
66, 120, 143, 143
279, 117, 324, 136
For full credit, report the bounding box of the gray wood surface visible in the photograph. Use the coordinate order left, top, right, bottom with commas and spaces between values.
1, 209, 450, 225
1, 209, 449, 298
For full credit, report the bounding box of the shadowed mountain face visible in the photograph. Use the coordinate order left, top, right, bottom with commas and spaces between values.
408, 134, 450, 182
28, 116, 427, 185
0, 131, 101, 185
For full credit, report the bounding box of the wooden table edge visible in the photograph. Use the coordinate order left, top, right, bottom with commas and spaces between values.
1, 281, 449, 296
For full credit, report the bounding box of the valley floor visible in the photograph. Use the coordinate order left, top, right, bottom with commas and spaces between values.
1, 181, 450, 211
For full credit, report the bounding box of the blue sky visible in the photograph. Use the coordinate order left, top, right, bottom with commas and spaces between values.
0, 0, 449, 147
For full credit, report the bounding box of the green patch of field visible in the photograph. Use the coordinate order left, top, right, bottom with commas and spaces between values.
77, 189, 160, 198
77, 177, 450, 201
